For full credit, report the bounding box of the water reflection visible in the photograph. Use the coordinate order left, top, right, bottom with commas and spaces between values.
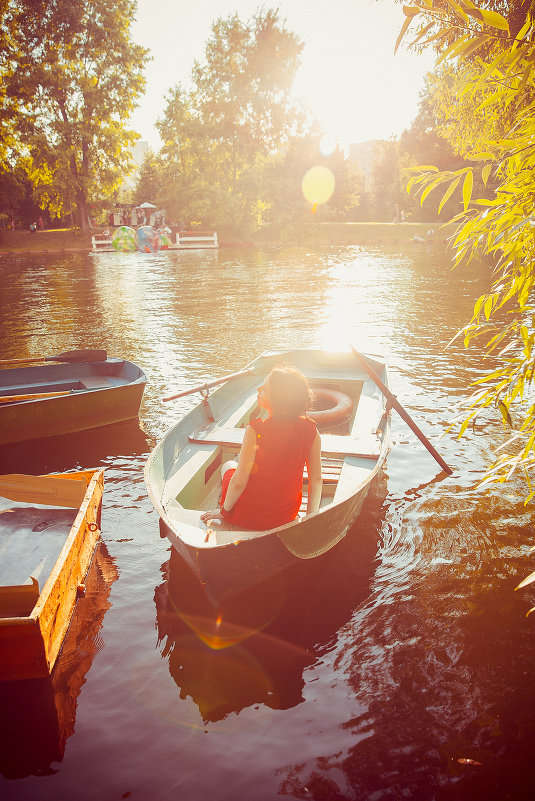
0, 542, 118, 779
0, 420, 152, 475
154, 471, 388, 724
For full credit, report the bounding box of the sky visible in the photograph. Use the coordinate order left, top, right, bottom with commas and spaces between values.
130, 0, 437, 153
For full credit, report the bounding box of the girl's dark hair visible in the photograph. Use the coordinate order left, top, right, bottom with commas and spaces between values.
267, 366, 313, 418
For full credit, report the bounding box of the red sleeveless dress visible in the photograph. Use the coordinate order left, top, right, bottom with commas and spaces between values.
220, 416, 317, 530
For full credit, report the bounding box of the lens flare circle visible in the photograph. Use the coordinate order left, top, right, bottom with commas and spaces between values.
302, 165, 335, 206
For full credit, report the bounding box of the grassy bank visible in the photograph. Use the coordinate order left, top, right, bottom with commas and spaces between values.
0, 222, 455, 253
0, 228, 92, 253
250, 221, 456, 245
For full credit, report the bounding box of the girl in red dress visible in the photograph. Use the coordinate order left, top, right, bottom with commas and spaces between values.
200, 366, 322, 530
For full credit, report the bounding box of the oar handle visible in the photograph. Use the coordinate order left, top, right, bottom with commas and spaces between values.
0, 390, 74, 404
163, 368, 255, 402
350, 345, 453, 476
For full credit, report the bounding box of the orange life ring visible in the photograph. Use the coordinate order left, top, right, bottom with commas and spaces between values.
308, 387, 353, 427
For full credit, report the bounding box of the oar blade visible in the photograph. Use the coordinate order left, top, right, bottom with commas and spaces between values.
46, 349, 108, 363
0, 474, 87, 508
0, 349, 108, 366
349, 344, 453, 476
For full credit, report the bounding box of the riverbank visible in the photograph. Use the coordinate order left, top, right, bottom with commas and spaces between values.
0, 222, 455, 254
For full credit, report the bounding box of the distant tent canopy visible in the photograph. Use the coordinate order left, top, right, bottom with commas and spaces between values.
136, 202, 157, 209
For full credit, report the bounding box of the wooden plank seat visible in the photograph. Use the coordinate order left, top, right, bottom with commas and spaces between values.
189, 426, 381, 459
304, 457, 343, 484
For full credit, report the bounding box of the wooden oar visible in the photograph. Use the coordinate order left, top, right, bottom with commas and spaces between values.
163, 367, 255, 402
0, 474, 87, 508
350, 345, 453, 475
0, 390, 73, 404
0, 348, 107, 366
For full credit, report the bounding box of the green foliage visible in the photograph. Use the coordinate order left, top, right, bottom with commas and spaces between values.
396, 1, 535, 501
134, 150, 163, 207
1, 0, 148, 229
155, 8, 322, 232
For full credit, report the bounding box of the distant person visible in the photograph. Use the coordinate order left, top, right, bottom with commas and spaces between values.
38, 215, 44, 230
200, 366, 322, 530
400, 210, 407, 223
393, 204, 400, 223
29, 222, 37, 233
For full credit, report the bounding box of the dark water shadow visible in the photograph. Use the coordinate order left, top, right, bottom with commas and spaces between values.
0, 542, 118, 779
0, 420, 152, 474
154, 470, 388, 723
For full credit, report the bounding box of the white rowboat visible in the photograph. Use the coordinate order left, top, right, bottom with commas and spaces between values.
144, 349, 391, 605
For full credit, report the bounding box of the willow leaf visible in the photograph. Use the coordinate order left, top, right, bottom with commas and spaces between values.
446, 0, 469, 24
515, 570, 535, 590
464, 7, 509, 32
438, 175, 461, 214
421, 175, 448, 204
462, 170, 473, 210
395, 15, 415, 55
482, 163, 492, 186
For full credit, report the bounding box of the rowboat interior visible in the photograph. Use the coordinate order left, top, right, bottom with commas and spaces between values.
147, 349, 391, 560
0, 503, 78, 618
0, 358, 143, 400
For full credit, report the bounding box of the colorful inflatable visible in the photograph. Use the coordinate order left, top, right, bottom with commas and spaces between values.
135, 226, 161, 253
111, 226, 136, 252
159, 231, 171, 250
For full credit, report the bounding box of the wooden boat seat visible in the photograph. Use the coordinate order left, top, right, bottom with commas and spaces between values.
189, 426, 381, 459
0, 578, 39, 618
81, 377, 115, 389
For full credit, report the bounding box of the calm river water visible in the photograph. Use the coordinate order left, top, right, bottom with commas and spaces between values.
0, 243, 534, 800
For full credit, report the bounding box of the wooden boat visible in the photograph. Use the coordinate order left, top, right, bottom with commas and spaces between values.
0, 468, 105, 681
0, 540, 118, 776
145, 349, 391, 605
0, 355, 147, 445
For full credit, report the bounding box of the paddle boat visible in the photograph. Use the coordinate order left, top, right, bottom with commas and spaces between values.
0, 349, 147, 445
145, 348, 392, 605
0, 468, 105, 680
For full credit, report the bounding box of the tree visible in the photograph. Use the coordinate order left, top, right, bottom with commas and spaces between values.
399, 75, 497, 220
134, 150, 163, 207
157, 8, 310, 232
396, 2, 535, 501
1, 0, 148, 230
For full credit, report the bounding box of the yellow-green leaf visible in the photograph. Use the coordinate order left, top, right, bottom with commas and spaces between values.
421, 175, 447, 204
466, 152, 494, 161
403, 5, 421, 17
497, 399, 513, 427
438, 175, 461, 214
446, 0, 468, 23
410, 20, 435, 47
465, 7, 509, 32
395, 15, 414, 55
515, 570, 535, 590
462, 170, 473, 210
482, 163, 492, 186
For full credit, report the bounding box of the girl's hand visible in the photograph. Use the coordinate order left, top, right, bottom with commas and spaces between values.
200, 509, 223, 523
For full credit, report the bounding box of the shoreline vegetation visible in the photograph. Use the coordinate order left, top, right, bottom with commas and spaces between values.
0, 222, 456, 254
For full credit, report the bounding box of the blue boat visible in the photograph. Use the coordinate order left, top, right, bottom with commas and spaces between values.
0, 355, 146, 445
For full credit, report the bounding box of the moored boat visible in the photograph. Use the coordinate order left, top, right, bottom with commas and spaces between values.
0, 468, 105, 681
145, 349, 391, 605
0, 353, 147, 445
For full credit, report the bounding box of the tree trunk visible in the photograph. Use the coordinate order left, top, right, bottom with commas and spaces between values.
77, 193, 90, 232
